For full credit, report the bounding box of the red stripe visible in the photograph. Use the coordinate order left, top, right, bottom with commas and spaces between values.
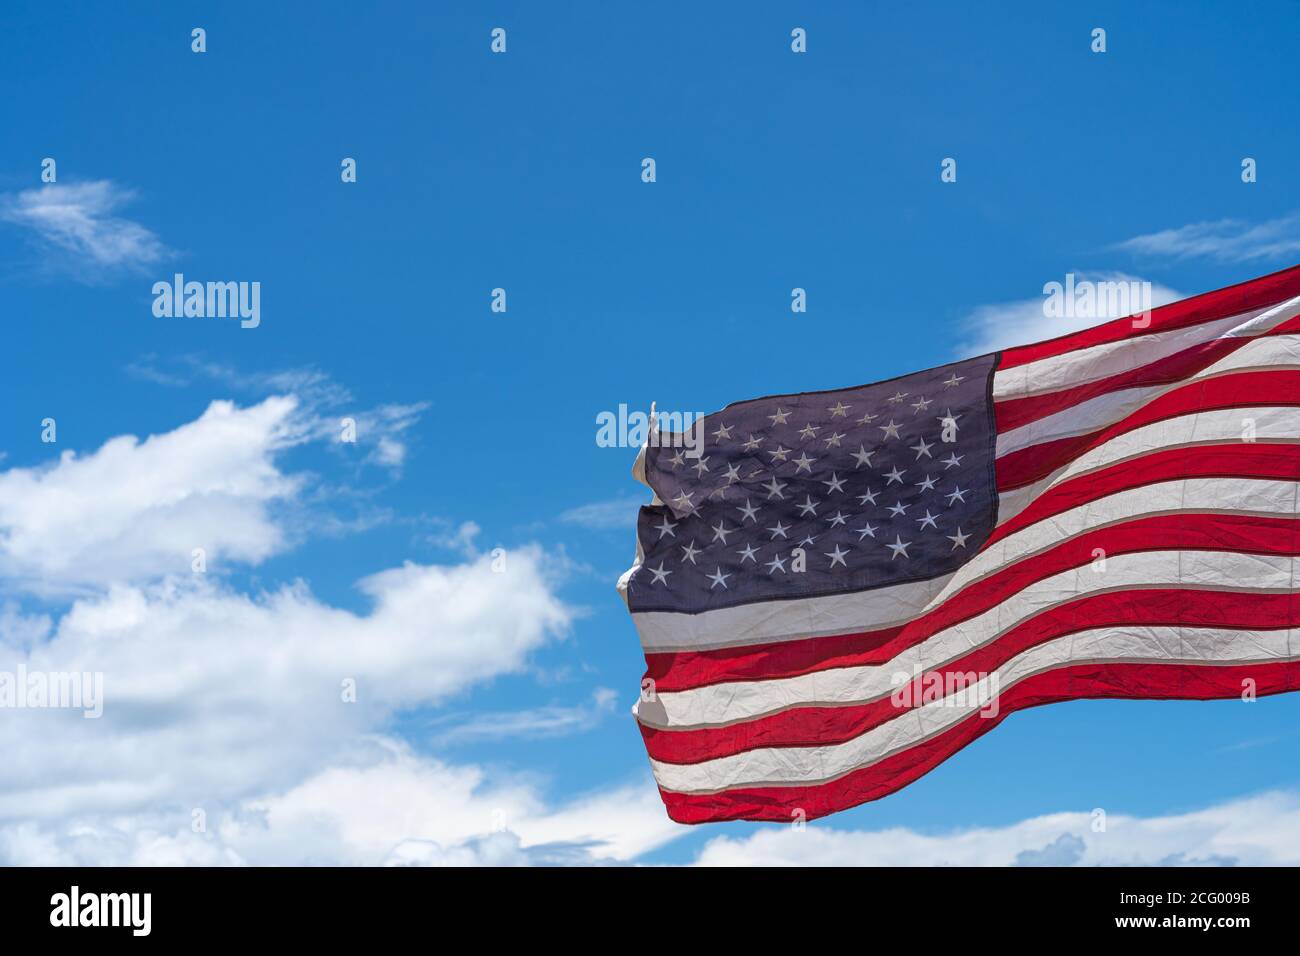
995, 368, 1300, 490
643, 590, 1299, 765
993, 315, 1300, 433
643, 623, 904, 693
997, 263, 1300, 371
645, 508, 1300, 693
660, 659, 1300, 823
985, 442, 1300, 549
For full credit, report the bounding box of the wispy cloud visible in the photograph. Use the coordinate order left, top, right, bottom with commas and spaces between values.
0, 180, 168, 276
956, 272, 1183, 357
1114, 214, 1300, 264
559, 496, 644, 530
126, 356, 429, 476
431, 688, 619, 747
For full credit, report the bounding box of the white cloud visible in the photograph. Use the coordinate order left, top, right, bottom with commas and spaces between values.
0, 180, 168, 274
0, 397, 302, 593
692, 791, 1300, 866
230, 746, 680, 865
0, 744, 682, 866
1114, 214, 1300, 263
0, 544, 569, 813
0, 538, 622, 864
0, 391, 693, 866
956, 272, 1182, 356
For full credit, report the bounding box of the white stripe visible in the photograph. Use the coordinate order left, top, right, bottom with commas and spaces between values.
993, 313, 1300, 459
991, 306, 1273, 401
651, 621, 1299, 792
996, 398, 1300, 526
632, 573, 953, 652
643, 538, 1298, 728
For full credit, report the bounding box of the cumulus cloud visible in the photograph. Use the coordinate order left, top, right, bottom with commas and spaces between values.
956, 272, 1182, 356
0, 389, 688, 866
232, 746, 680, 865
0, 545, 573, 824
692, 791, 1300, 866
0, 180, 168, 274
0, 746, 682, 866
1114, 214, 1300, 264
0, 397, 302, 593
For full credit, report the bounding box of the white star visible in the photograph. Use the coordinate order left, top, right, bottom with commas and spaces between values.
721, 462, 742, 483
766, 553, 787, 574
887, 391, 908, 405
825, 510, 848, 527
741, 434, 763, 452
711, 521, 735, 544
824, 545, 849, 568
945, 485, 968, 505
736, 543, 758, 564
797, 534, 818, 547
707, 566, 731, 589
767, 520, 790, 540
910, 396, 932, 413
680, 541, 701, 564
857, 487, 879, 506
916, 474, 938, 492
648, 563, 672, 585
763, 477, 788, 500
856, 410, 878, 425
829, 401, 851, 417
667, 450, 685, 468
916, 509, 939, 530
884, 466, 905, 485
798, 423, 820, 440
821, 472, 846, 494
943, 373, 965, 388
851, 445, 874, 469
671, 490, 694, 512
796, 495, 819, 517
769, 445, 791, 463
886, 535, 911, 560
879, 420, 902, 440
947, 526, 971, 550
910, 437, 934, 459
887, 501, 910, 517
937, 408, 962, 427
712, 423, 734, 441
654, 516, 677, 539
855, 521, 878, 540
692, 456, 710, 476
768, 407, 791, 426
824, 431, 845, 448
940, 453, 964, 469
736, 498, 760, 523
793, 452, 816, 474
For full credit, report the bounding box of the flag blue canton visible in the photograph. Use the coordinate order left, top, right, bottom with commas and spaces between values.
628, 353, 999, 612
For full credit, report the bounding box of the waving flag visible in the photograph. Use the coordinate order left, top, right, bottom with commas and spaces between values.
619, 265, 1300, 823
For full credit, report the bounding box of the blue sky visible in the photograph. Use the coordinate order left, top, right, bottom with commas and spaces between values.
1, 0, 1299, 864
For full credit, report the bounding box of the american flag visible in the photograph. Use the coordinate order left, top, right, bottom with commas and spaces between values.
618, 264, 1300, 824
